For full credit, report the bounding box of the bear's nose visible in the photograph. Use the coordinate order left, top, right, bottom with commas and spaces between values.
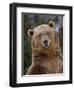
43, 40, 48, 44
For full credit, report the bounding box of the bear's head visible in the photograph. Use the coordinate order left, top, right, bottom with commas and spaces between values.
28, 21, 59, 52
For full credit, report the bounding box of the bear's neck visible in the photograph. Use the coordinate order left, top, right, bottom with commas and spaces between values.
32, 48, 59, 64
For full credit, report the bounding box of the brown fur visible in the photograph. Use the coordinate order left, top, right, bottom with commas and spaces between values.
26, 22, 63, 75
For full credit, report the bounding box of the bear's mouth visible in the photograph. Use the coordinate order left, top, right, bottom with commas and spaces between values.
43, 43, 49, 48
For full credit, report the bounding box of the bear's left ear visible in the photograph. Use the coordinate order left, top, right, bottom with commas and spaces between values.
48, 21, 55, 28
28, 29, 34, 37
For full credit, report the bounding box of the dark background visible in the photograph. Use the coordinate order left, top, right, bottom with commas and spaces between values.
22, 13, 63, 75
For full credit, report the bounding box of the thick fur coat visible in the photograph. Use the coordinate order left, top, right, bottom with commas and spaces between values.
26, 21, 63, 75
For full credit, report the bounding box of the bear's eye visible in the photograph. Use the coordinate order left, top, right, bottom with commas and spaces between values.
47, 32, 50, 36
38, 34, 41, 38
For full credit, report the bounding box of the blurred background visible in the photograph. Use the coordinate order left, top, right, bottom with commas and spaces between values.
22, 13, 63, 75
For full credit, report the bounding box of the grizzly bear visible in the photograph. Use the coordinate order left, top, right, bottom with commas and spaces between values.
26, 21, 63, 75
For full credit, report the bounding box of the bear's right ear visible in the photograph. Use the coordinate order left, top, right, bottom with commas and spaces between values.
28, 29, 34, 37
48, 21, 55, 28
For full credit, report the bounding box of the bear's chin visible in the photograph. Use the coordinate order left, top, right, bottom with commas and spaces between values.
43, 46, 49, 49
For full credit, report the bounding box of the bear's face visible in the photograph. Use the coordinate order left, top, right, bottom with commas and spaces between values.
28, 21, 55, 50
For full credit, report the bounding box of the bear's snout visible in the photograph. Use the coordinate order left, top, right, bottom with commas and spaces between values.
43, 40, 49, 48
43, 40, 48, 44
